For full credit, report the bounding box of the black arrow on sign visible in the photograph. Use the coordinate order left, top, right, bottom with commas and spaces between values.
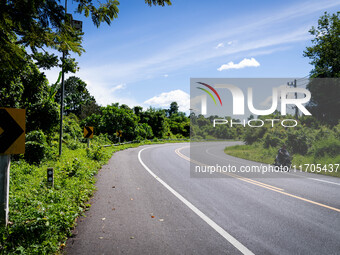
0, 109, 24, 153
84, 126, 93, 138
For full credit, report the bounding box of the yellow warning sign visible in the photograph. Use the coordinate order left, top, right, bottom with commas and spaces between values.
0, 108, 26, 154
84, 126, 94, 139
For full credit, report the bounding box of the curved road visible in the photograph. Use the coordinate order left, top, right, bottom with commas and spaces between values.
65, 142, 340, 255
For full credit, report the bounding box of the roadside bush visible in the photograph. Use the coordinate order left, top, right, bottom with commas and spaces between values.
311, 138, 340, 158
24, 130, 50, 164
26, 129, 47, 144
26, 100, 60, 135
262, 133, 283, 148
67, 140, 82, 150
243, 127, 267, 145
86, 145, 105, 161
64, 114, 82, 139
92, 133, 112, 146
299, 115, 320, 129
205, 134, 216, 140
135, 123, 153, 140
285, 129, 311, 155
333, 122, 340, 139
175, 133, 185, 139
313, 126, 334, 141
61, 158, 83, 177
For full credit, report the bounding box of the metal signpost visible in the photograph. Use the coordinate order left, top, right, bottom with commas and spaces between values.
0, 108, 26, 226
59, 0, 83, 156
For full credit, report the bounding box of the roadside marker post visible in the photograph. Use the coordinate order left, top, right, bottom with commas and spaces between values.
0, 108, 26, 226
47, 168, 54, 188
0, 155, 10, 226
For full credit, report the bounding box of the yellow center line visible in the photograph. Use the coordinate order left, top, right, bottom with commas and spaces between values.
175, 146, 340, 213
225, 172, 284, 191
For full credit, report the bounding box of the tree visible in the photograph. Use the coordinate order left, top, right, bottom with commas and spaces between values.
304, 12, 340, 78
305, 78, 340, 125
133, 106, 143, 117
140, 108, 169, 138
167, 101, 179, 117
247, 115, 255, 121
55, 76, 95, 116
80, 101, 101, 120
91, 104, 139, 141
135, 123, 154, 140
303, 12, 340, 125
169, 113, 189, 136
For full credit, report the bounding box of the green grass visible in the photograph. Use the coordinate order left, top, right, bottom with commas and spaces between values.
224, 144, 277, 164
0, 139, 188, 254
225, 144, 340, 178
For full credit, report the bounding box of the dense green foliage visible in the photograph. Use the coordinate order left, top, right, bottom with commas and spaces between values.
82, 103, 190, 142
305, 78, 340, 126
304, 12, 340, 125
190, 114, 244, 140
0, 59, 60, 134
24, 130, 50, 165
304, 12, 340, 78
225, 119, 340, 176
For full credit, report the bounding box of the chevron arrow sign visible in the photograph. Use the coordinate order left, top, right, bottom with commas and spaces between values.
0, 108, 26, 154
84, 126, 94, 139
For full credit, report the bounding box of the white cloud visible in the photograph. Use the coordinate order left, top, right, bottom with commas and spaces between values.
85, 80, 139, 107
215, 42, 224, 49
215, 41, 234, 48
144, 89, 190, 112
110, 83, 125, 93
163, 74, 169, 78
217, 57, 260, 71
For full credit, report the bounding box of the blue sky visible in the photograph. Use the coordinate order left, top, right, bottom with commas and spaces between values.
43, 0, 340, 112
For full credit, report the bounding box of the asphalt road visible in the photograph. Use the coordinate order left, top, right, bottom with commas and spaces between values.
65, 142, 340, 255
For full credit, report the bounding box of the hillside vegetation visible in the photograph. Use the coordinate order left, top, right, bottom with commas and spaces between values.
225, 115, 340, 177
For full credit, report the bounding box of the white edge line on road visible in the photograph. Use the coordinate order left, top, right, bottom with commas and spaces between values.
285, 172, 340, 186
138, 147, 255, 255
